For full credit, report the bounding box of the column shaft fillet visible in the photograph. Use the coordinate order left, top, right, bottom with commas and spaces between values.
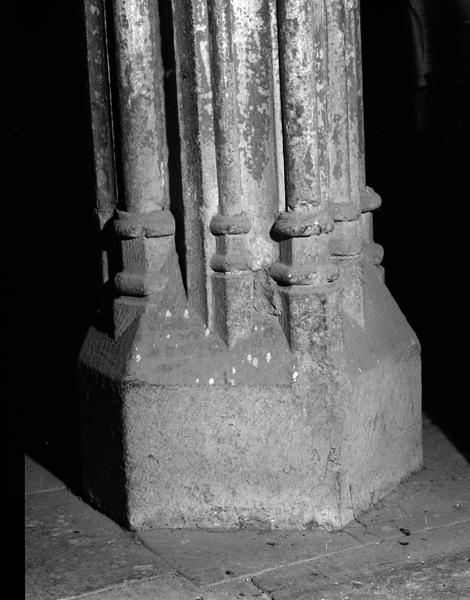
111, 0, 169, 213
84, 0, 117, 286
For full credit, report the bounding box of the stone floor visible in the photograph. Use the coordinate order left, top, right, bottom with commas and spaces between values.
25, 416, 470, 600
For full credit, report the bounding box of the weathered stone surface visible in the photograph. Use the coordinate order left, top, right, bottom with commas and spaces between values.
79, 264, 420, 530
26, 419, 469, 600
79, 0, 421, 532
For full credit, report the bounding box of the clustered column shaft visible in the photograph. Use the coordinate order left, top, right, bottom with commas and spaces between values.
109, 0, 177, 335
207, 0, 253, 347
83, 0, 117, 288
110, 0, 168, 213
270, 0, 339, 352
326, 0, 366, 325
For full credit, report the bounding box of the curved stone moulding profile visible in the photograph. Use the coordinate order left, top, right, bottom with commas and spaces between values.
360, 186, 385, 272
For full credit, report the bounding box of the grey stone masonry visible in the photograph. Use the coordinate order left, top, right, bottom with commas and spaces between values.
79, 0, 421, 531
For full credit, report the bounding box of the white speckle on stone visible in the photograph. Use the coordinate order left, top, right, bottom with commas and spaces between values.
253, 357, 258, 368
228, 378, 235, 386
293, 371, 299, 381
165, 310, 172, 318
358, 367, 362, 373
166, 334, 171, 339
183, 309, 189, 319
254, 325, 258, 331
175, 344, 178, 348
266, 352, 272, 363
205, 328, 210, 336
250, 234, 276, 271
232, 366, 236, 374
196, 378, 199, 383
135, 354, 141, 363
247, 354, 252, 363
209, 378, 214, 385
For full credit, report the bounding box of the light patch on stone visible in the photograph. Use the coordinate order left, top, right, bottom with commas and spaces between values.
135, 354, 141, 363
252, 357, 258, 368
292, 371, 299, 381
232, 366, 236, 374
247, 354, 252, 363
165, 310, 172, 318
228, 378, 235, 386
250, 234, 276, 271
205, 328, 210, 336
183, 309, 189, 318
266, 352, 272, 363
254, 325, 258, 331
196, 378, 199, 383
166, 334, 171, 339
209, 378, 214, 385
160, 160, 165, 190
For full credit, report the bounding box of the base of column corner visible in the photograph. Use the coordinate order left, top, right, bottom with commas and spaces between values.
78, 263, 421, 532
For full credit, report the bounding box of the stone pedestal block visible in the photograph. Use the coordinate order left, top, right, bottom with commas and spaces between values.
78, 264, 421, 530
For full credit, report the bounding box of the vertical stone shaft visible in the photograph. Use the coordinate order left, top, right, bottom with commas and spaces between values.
326, 0, 365, 324
110, 0, 169, 213
279, 0, 322, 212
346, 0, 383, 278
109, 0, 178, 335
84, 0, 117, 286
271, 0, 338, 351
206, 0, 252, 348
207, 0, 242, 216
273, 0, 336, 272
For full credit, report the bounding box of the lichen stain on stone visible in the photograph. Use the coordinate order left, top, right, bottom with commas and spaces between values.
333, 0, 346, 35
250, 233, 275, 270
334, 148, 343, 180
237, 0, 272, 183
303, 145, 315, 180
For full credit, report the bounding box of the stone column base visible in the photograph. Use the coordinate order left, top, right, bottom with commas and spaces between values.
78, 264, 421, 531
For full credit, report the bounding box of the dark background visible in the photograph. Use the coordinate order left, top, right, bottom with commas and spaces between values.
11, 1, 469, 493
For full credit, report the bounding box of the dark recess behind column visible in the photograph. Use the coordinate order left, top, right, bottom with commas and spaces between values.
360, 0, 469, 457
159, 0, 187, 291
16, 0, 98, 488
